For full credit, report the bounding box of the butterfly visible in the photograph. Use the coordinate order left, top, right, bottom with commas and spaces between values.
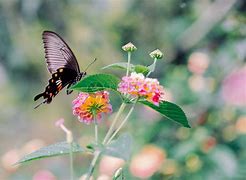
34, 31, 87, 109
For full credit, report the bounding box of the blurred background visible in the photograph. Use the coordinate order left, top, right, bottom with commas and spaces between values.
0, 0, 245, 179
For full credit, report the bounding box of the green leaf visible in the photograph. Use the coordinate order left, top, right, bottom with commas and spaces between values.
103, 133, 133, 161
134, 65, 150, 76
140, 100, 190, 128
102, 62, 134, 71
17, 141, 83, 164
70, 74, 120, 93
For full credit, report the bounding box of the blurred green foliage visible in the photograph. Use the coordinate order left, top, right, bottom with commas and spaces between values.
0, 0, 245, 179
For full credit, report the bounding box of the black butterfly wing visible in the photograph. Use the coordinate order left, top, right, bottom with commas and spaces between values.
42, 31, 80, 74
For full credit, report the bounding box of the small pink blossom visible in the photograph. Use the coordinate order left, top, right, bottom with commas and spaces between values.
221, 66, 246, 106
118, 72, 165, 105
72, 91, 112, 124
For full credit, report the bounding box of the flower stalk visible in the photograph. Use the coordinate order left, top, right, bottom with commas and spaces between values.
86, 151, 101, 180
102, 102, 127, 144
126, 51, 131, 76
106, 102, 137, 145
94, 121, 98, 144
147, 57, 157, 77
122, 42, 137, 77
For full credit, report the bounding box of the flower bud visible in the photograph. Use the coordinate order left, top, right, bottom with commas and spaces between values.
122, 42, 137, 52
149, 49, 163, 59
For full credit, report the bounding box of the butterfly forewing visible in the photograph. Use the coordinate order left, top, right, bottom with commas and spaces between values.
42, 31, 80, 74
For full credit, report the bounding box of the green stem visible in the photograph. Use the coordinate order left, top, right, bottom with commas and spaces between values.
86, 151, 100, 180
126, 52, 131, 76
147, 58, 157, 77
94, 116, 98, 144
69, 142, 74, 180
102, 103, 127, 144
106, 102, 136, 145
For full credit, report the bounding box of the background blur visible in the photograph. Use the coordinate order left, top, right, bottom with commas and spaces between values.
0, 0, 245, 179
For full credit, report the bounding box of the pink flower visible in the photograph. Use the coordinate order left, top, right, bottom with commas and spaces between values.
33, 170, 56, 180
118, 72, 165, 105
72, 91, 112, 124
99, 155, 125, 177
221, 66, 246, 106
130, 145, 166, 178
188, 52, 210, 75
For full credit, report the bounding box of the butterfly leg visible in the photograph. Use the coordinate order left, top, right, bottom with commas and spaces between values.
66, 83, 73, 95
67, 89, 73, 95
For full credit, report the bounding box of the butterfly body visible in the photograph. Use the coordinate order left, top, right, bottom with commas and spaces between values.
34, 31, 85, 108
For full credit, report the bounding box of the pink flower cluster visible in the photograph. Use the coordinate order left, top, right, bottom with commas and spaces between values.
72, 91, 112, 124
118, 72, 165, 105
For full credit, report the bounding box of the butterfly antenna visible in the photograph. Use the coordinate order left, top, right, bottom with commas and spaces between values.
84, 58, 97, 71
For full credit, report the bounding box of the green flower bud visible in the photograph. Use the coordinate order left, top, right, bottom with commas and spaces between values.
122, 42, 137, 52
149, 49, 163, 59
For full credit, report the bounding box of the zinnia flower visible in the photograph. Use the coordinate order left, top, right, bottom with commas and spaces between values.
72, 91, 112, 124
118, 72, 165, 105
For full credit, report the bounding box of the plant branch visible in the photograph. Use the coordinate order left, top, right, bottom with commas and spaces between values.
102, 103, 127, 144
106, 102, 136, 145
86, 151, 100, 180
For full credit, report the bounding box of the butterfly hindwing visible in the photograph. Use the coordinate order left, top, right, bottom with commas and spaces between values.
34, 68, 78, 108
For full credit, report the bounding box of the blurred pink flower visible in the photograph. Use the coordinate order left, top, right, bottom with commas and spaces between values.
72, 91, 112, 124
188, 52, 210, 75
21, 139, 45, 155
118, 72, 165, 105
1, 149, 20, 172
221, 66, 246, 106
33, 170, 56, 180
130, 145, 166, 178
99, 155, 125, 177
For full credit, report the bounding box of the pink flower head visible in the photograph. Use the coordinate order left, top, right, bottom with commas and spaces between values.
118, 72, 165, 105
221, 66, 246, 106
72, 91, 112, 124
